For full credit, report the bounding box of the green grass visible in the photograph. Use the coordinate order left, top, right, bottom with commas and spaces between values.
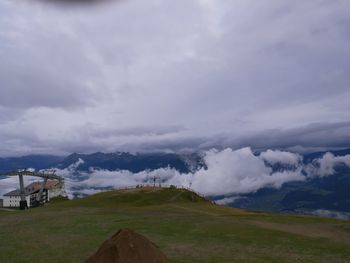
0, 187, 350, 263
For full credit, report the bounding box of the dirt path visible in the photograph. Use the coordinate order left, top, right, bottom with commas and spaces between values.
0, 208, 15, 212
250, 220, 350, 245
168, 191, 185, 202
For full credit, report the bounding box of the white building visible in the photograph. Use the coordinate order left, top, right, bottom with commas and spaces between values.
3, 180, 64, 208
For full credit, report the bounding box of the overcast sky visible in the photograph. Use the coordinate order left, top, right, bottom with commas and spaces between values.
0, 0, 350, 156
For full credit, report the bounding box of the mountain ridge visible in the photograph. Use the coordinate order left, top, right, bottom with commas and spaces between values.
1, 148, 350, 217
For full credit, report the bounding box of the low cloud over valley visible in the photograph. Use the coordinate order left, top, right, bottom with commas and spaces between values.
2, 148, 350, 200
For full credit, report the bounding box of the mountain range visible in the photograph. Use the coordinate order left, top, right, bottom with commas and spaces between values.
0, 148, 350, 217
0, 152, 205, 174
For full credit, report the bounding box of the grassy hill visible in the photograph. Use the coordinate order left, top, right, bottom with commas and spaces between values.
1, 187, 350, 263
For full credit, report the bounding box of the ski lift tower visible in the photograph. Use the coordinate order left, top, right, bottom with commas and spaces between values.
0, 170, 64, 210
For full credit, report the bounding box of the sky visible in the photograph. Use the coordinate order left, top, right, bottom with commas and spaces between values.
1, 0, 350, 156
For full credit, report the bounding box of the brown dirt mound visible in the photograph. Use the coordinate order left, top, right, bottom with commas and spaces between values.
85, 229, 170, 263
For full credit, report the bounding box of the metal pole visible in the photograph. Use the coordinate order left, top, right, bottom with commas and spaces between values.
37, 177, 48, 206
18, 174, 27, 210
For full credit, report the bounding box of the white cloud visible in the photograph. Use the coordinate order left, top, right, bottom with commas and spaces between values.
308, 152, 350, 176
48, 148, 306, 198
190, 148, 305, 195
306, 209, 350, 220
0, 176, 42, 197
215, 196, 243, 205
2, 148, 349, 200
259, 149, 302, 166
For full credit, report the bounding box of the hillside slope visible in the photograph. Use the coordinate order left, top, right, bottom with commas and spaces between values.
1, 188, 350, 263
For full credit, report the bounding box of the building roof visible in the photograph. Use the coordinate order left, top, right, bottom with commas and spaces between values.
3, 180, 62, 197
4, 188, 41, 197
27, 180, 62, 190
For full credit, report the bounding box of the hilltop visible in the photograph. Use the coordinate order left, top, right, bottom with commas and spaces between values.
0, 187, 350, 262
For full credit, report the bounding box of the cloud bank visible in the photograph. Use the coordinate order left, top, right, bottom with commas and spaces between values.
260, 149, 302, 166
0, 0, 349, 155
1, 148, 350, 199
307, 152, 350, 177
52, 148, 307, 198
0, 176, 42, 197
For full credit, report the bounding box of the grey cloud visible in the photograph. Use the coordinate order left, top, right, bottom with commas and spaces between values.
0, 120, 349, 157
89, 125, 187, 138
226, 122, 350, 151
35, 0, 118, 6
0, 2, 110, 109
0, 1, 349, 155
259, 150, 302, 166
0, 175, 41, 197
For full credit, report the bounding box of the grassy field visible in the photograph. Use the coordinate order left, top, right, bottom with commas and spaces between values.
1, 187, 350, 263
